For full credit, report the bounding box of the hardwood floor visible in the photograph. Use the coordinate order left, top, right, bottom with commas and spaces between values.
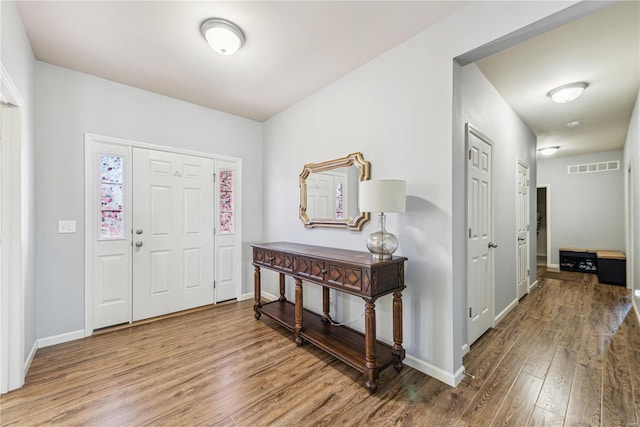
1, 269, 638, 426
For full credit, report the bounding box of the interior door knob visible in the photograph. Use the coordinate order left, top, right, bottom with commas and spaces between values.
488, 242, 498, 248
517, 237, 525, 242
135, 229, 143, 235
135, 241, 143, 247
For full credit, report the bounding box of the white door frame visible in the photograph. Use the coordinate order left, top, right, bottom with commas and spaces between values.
516, 159, 530, 298
0, 63, 26, 393
537, 184, 553, 268
84, 133, 242, 336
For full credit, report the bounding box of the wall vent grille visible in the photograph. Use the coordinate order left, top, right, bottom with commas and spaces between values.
567, 160, 620, 175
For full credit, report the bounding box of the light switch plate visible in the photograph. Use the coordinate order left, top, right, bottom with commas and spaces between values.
58, 220, 77, 234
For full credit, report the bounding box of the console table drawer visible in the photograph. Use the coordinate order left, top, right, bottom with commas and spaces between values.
297, 257, 324, 281
327, 263, 362, 291
253, 247, 273, 266
272, 251, 295, 273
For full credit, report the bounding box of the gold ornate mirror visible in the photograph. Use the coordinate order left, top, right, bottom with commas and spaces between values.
299, 152, 370, 230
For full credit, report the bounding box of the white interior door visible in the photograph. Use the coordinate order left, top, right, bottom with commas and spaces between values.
214, 159, 241, 303
467, 125, 494, 346
132, 148, 214, 321
306, 172, 334, 219
516, 160, 530, 299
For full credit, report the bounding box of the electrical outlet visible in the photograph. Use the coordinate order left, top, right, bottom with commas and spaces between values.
58, 220, 77, 234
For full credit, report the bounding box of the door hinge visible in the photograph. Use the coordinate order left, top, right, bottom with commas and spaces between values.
469, 228, 471, 238
213, 173, 216, 182
214, 280, 216, 289
469, 307, 472, 318
468, 149, 472, 160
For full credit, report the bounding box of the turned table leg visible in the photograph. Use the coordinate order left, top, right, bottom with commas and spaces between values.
253, 265, 262, 319
321, 287, 330, 323
279, 273, 286, 302
392, 289, 405, 371
364, 298, 379, 393
294, 278, 304, 345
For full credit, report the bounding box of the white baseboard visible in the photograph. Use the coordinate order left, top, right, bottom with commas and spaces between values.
38, 330, 85, 348
495, 298, 518, 325
634, 298, 640, 326
260, 290, 278, 302
529, 280, 539, 291
24, 340, 37, 376
239, 292, 254, 301
404, 354, 462, 387
548, 263, 560, 269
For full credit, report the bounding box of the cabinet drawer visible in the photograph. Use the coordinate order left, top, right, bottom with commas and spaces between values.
297, 257, 324, 281
253, 248, 273, 266
272, 252, 294, 273
327, 263, 362, 291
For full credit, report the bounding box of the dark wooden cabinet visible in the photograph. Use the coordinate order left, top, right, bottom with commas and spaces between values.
252, 242, 407, 393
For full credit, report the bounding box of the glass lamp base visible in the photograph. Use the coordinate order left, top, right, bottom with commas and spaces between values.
366, 213, 399, 260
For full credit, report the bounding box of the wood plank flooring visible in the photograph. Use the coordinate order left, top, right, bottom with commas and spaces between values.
1, 269, 638, 426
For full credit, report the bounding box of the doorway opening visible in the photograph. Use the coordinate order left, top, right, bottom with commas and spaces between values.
536, 186, 551, 268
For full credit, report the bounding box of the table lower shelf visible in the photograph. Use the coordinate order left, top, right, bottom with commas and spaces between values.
258, 300, 396, 373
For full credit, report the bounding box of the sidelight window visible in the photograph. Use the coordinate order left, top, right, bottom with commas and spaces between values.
219, 169, 234, 234
99, 154, 125, 239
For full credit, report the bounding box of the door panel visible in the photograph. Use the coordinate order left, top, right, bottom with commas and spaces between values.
467, 125, 493, 346
215, 160, 241, 303
132, 148, 214, 321
93, 143, 131, 329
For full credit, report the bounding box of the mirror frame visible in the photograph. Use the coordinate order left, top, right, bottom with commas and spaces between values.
299, 152, 370, 230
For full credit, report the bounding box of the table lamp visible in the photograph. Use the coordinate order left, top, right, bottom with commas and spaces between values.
358, 179, 406, 260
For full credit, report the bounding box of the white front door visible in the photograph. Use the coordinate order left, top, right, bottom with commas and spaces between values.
467, 125, 494, 346
516, 160, 530, 299
132, 148, 214, 321
214, 159, 241, 303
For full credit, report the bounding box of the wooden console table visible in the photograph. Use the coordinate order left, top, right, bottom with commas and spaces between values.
252, 242, 407, 392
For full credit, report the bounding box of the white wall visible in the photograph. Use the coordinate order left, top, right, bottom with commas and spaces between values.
1, 0, 37, 371
457, 64, 538, 333
537, 150, 625, 265
624, 90, 639, 300
262, 2, 575, 385
35, 62, 263, 339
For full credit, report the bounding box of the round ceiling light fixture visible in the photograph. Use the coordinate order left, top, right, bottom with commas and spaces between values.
201, 18, 245, 56
538, 146, 560, 156
566, 120, 582, 128
547, 82, 588, 104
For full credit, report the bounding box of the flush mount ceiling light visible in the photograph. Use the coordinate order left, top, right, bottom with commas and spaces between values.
566, 120, 582, 128
538, 146, 560, 156
547, 82, 588, 104
201, 18, 245, 56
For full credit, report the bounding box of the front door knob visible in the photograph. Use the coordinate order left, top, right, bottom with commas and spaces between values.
488, 242, 498, 248
135, 241, 143, 247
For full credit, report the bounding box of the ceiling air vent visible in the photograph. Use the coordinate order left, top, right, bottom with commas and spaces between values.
567, 160, 619, 175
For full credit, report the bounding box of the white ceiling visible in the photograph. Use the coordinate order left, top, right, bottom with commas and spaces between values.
476, 1, 640, 158
15, 1, 640, 157
16, 1, 468, 122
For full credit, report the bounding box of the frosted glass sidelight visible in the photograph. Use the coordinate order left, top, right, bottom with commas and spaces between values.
335, 182, 344, 219
99, 154, 125, 239
219, 169, 234, 233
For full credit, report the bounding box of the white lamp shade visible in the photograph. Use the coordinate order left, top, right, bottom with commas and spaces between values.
359, 180, 406, 213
